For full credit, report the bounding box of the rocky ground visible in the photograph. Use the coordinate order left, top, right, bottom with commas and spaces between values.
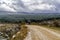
0, 23, 28, 40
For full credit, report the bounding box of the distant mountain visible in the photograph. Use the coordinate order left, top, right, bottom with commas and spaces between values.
0, 11, 60, 15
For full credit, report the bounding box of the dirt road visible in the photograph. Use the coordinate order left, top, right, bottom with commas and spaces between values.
24, 25, 60, 40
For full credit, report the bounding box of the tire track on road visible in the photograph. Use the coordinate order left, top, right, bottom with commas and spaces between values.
24, 25, 60, 40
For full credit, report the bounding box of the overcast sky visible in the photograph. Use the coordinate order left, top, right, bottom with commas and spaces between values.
0, 0, 60, 13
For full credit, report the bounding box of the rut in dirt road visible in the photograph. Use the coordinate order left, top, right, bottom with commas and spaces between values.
24, 25, 60, 40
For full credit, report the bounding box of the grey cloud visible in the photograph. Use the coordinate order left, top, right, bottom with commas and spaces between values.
0, 0, 60, 13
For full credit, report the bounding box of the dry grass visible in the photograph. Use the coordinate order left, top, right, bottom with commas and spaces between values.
11, 25, 28, 40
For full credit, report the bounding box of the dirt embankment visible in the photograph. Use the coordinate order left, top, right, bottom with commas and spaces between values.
0, 24, 28, 40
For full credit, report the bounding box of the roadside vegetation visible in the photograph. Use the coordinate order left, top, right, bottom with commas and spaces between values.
39, 19, 60, 30
0, 23, 28, 40
11, 25, 28, 40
